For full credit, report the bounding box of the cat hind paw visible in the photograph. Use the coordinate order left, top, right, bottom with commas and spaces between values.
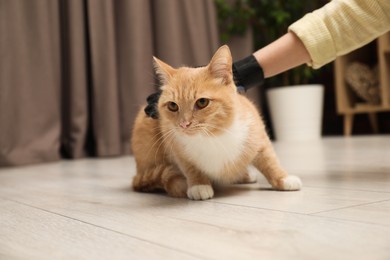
187, 185, 214, 200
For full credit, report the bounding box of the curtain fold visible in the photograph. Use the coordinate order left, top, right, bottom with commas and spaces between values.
0, 0, 222, 167
87, 0, 122, 156
59, 0, 90, 159
152, 0, 219, 67
0, 0, 61, 166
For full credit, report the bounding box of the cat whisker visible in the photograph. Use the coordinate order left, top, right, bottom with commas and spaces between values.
164, 133, 176, 164
154, 129, 176, 163
144, 128, 175, 163
197, 123, 234, 136
160, 129, 177, 159
145, 129, 169, 156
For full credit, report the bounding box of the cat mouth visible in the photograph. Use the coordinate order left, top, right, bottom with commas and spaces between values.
178, 125, 203, 136
180, 128, 198, 135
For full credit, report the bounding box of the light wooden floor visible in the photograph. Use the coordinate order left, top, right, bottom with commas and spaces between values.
1, 136, 390, 260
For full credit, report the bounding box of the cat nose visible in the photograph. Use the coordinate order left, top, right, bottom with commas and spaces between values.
179, 121, 192, 129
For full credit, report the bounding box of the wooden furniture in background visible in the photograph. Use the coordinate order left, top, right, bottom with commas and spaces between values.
334, 32, 390, 135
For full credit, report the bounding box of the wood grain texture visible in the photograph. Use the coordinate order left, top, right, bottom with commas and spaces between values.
0, 136, 390, 259
0, 199, 200, 260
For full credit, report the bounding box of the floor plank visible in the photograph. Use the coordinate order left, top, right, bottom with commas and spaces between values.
1, 136, 390, 259
313, 200, 390, 226
213, 184, 390, 214
0, 199, 201, 260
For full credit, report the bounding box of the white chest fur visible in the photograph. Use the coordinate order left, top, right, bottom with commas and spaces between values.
175, 117, 249, 178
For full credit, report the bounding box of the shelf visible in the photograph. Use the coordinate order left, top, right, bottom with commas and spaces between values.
349, 104, 390, 113
334, 32, 390, 135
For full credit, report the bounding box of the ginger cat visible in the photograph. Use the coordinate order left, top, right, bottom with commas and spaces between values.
131, 45, 302, 200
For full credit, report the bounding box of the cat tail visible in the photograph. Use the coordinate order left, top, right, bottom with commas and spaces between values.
132, 164, 188, 198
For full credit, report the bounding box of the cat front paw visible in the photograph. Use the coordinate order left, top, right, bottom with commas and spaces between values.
187, 185, 214, 200
278, 176, 302, 191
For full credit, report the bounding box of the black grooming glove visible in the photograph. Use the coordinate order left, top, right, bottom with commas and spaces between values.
232, 55, 264, 91
144, 55, 264, 119
144, 91, 161, 119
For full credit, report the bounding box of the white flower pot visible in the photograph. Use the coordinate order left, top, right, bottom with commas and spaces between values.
266, 84, 324, 142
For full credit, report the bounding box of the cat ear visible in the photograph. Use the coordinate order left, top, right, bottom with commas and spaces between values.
207, 45, 233, 85
153, 57, 176, 84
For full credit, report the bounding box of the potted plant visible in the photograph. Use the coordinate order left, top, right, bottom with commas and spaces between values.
216, 0, 328, 142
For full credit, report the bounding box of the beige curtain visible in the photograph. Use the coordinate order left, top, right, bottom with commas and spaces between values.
0, 0, 257, 167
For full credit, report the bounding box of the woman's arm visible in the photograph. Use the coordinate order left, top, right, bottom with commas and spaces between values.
253, 32, 310, 78
254, 0, 390, 76
289, 0, 390, 68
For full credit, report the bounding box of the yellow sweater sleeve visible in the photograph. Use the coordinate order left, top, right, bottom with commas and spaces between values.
288, 0, 390, 68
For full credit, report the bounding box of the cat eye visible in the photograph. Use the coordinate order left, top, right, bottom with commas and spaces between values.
195, 98, 210, 110
167, 102, 179, 112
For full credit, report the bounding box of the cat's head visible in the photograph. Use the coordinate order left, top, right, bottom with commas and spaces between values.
154, 45, 237, 136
